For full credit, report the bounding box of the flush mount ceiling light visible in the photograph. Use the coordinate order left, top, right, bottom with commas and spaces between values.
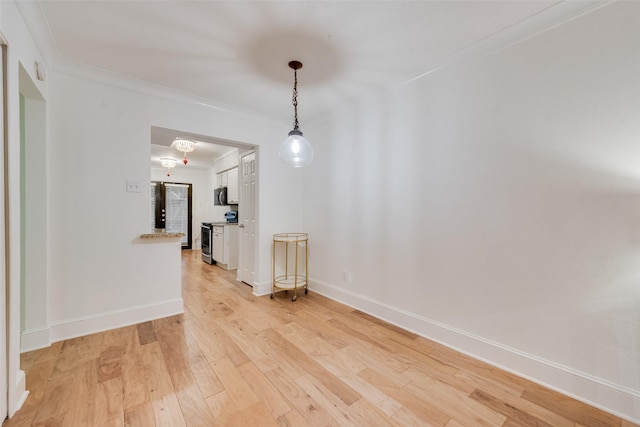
174, 138, 196, 165
160, 158, 177, 176
279, 60, 313, 168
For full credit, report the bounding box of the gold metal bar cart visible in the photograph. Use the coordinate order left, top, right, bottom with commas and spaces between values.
271, 232, 308, 301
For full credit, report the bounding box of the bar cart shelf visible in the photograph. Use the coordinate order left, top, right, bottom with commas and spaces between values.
271, 232, 308, 301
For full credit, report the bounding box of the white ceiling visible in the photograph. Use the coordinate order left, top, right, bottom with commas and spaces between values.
150, 126, 239, 171
26, 1, 603, 168
34, 0, 603, 124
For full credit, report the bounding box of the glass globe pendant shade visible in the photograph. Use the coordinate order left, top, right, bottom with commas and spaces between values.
279, 129, 313, 168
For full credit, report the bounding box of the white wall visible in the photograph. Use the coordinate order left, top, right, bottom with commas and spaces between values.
304, 2, 640, 422
47, 64, 302, 342
214, 149, 239, 174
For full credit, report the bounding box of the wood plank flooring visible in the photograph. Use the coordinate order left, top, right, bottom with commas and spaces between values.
4, 250, 638, 426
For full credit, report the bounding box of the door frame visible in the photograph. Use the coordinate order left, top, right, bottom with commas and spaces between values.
1, 34, 8, 422
150, 127, 259, 286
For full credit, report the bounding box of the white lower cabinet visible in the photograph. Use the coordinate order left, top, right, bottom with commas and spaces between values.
211, 224, 238, 270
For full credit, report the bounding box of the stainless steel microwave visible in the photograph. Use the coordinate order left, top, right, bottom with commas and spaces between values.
214, 186, 227, 206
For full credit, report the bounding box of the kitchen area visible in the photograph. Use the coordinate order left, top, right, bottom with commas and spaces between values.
151, 129, 248, 274
201, 164, 240, 270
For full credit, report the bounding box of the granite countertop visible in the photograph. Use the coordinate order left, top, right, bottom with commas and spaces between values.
140, 231, 185, 239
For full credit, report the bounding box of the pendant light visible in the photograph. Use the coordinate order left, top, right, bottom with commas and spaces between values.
174, 138, 196, 165
160, 158, 177, 176
279, 61, 313, 168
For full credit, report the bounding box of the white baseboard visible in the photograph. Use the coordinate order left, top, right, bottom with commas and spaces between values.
49, 298, 184, 343
8, 370, 28, 418
20, 327, 51, 352
310, 278, 640, 425
252, 280, 271, 297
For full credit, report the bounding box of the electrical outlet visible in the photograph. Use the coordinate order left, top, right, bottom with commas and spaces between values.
126, 180, 141, 193
342, 271, 352, 282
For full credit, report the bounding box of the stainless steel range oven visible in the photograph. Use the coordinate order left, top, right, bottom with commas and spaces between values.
201, 222, 214, 264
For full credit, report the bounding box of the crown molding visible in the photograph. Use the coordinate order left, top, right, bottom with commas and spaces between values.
307, 0, 611, 130
15, 0, 287, 129
51, 59, 287, 128
405, 0, 610, 85
13, 0, 60, 66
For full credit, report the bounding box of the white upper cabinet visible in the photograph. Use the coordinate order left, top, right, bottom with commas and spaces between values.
217, 171, 228, 187
227, 167, 239, 204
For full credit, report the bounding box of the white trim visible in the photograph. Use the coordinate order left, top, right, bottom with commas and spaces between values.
49, 298, 183, 343
20, 327, 50, 352
309, 1, 610, 130
0, 31, 7, 423
310, 278, 640, 425
51, 60, 286, 128
13, 0, 282, 129
13, 1, 60, 66
404, 0, 608, 87
9, 370, 27, 418
252, 280, 271, 297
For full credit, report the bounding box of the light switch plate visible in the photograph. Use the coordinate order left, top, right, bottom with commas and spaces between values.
126, 180, 141, 193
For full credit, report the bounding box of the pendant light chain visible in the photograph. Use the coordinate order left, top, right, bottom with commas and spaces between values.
292, 67, 299, 131
279, 60, 313, 167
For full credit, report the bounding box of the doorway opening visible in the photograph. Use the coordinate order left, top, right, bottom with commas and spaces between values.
19, 64, 47, 353
149, 126, 259, 286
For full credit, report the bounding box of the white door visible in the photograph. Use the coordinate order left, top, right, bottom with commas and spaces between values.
238, 152, 256, 285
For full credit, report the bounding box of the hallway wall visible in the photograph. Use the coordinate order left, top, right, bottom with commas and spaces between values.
304, 2, 640, 422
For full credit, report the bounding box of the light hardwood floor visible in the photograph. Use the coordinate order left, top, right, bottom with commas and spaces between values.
4, 250, 637, 427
